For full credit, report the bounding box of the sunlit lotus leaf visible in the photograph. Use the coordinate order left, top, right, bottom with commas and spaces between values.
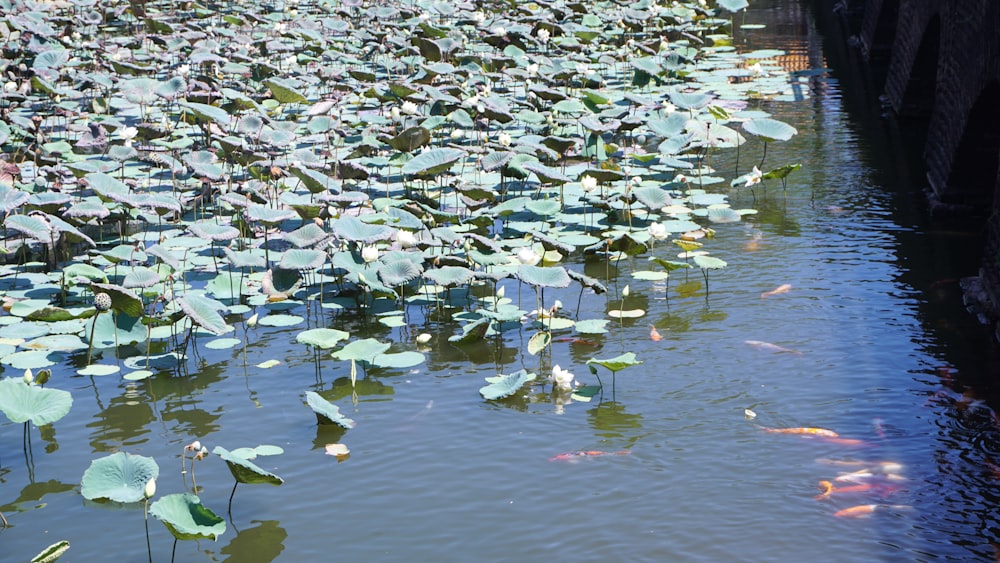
379, 259, 423, 287
246, 205, 297, 225
448, 317, 491, 343
633, 186, 673, 209
25, 305, 95, 322
280, 249, 326, 271
205, 338, 241, 350
424, 266, 475, 287
23, 334, 86, 352
264, 78, 308, 104
1, 350, 56, 370
213, 446, 285, 485
647, 113, 689, 138
64, 200, 111, 221
175, 294, 229, 336
98, 244, 147, 264
290, 166, 336, 194
179, 101, 232, 126
332, 216, 394, 243
527, 330, 551, 355
0, 378, 72, 425
80, 452, 158, 503
5, 213, 52, 243
43, 212, 96, 247
371, 351, 426, 369
587, 352, 642, 373
155, 76, 187, 99
481, 151, 514, 172
230, 445, 284, 459
149, 494, 226, 542
669, 91, 713, 110
632, 270, 671, 281
224, 248, 267, 269
400, 148, 466, 177
122, 267, 160, 289
742, 118, 797, 142
693, 255, 728, 269
718, 0, 749, 12
30, 539, 70, 563
296, 328, 350, 349
707, 207, 742, 223
188, 221, 240, 241
517, 265, 571, 288
304, 392, 356, 428
479, 369, 536, 400
0, 184, 30, 212
763, 163, 802, 180
90, 283, 144, 317
77, 364, 120, 376
574, 319, 610, 334
608, 309, 645, 319
121, 78, 159, 105
257, 314, 303, 327
87, 311, 147, 347
284, 223, 329, 248
331, 338, 391, 362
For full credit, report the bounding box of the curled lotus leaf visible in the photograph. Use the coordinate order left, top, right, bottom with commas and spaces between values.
567, 269, 608, 295
522, 162, 572, 185
632, 186, 673, 210
304, 392, 356, 428
90, 283, 144, 317
706, 207, 742, 223
448, 317, 491, 343
80, 451, 159, 503
400, 148, 466, 177
387, 126, 431, 152
149, 493, 226, 542
290, 166, 336, 194
213, 446, 285, 485
5, 214, 53, 243
175, 294, 229, 336
0, 184, 30, 213
718, 0, 750, 12
285, 223, 330, 248
264, 78, 308, 104
479, 369, 536, 400
246, 205, 298, 225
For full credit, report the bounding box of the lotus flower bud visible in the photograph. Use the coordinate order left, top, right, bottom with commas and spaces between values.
497, 285, 506, 299
622, 285, 630, 297
23, 369, 33, 385
580, 175, 598, 193
416, 333, 432, 344
144, 478, 156, 499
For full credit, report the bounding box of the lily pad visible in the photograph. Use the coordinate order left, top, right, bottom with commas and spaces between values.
296, 328, 350, 349
213, 446, 284, 485
479, 369, 536, 400
304, 392, 356, 428
80, 452, 159, 503
149, 493, 227, 541
0, 378, 73, 425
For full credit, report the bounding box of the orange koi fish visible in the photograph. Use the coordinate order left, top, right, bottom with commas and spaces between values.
549, 450, 630, 462
763, 427, 839, 438
815, 480, 900, 500
822, 437, 869, 447
553, 337, 599, 347
761, 284, 792, 298
833, 504, 879, 518
649, 325, 662, 341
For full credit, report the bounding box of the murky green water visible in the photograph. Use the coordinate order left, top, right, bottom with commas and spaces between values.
4, 1, 1000, 561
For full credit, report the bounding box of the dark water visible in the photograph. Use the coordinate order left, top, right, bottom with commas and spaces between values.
3, 1, 1000, 561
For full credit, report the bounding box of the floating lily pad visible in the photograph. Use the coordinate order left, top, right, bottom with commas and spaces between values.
296, 328, 350, 349
80, 452, 159, 503
480, 369, 536, 400
0, 378, 73, 425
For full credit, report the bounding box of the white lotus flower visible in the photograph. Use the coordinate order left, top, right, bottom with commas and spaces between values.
663, 102, 676, 114
580, 175, 598, 193
361, 245, 379, 264
648, 222, 668, 240
397, 230, 417, 248
745, 166, 763, 187
497, 131, 512, 147
526, 63, 539, 76
492, 26, 507, 36
516, 247, 541, 266
390, 106, 401, 120
401, 100, 419, 115
537, 28, 550, 43
551, 365, 574, 390
473, 11, 486, 23
416, 333, 432, 344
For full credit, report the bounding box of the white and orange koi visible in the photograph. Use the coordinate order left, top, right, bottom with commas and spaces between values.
833, 503, 910, 518
760, 283, 792, 298
762, 427, 839, 438
745, 340, 802, 354
649, 325, 662, 341
815, 480, 901, 500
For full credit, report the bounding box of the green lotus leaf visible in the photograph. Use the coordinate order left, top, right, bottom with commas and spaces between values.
63, 263, 108, 283
80, 451, 159, 503
155, 76, 187, 99
525, 199, 562, 217
633, 186, 674, 210
574, 318, 610, 334
742, 118, 797, 142
1, 350, 56, 370
25, 305, 95, 322
331, 215, 394, 243
448, 317, 492, 343
284, 223, 330, 248
718, 0, 749, 12
256, 314, 303, 327
522, 162, 571, 185
122, 266, 161, 289
0, 184, 30, 213
246, 205, 298, 225
149, 493, 226, 541
229, 445, 284, 459
647, 113, 689, 137
527, 330, 551, 355
567, 269, 608, 295
264, 78, 308, 104
175, 294, 229, 336
90, 283, 144, 317
290, 166, 336, 194
424, 266, 475, 287
296, 328, 350, 349
304, 392, 356, 428
632, 270, 671, 281
213, 446, 285, 485
587, 352, 643, 373
659, 219, 702, 233
280, 249, 326, 271
649, 257, 692, 272
5, 214, 52, 243
388, 126, 431, 152
379, 259, 424, 287
30, 539, 70, 563
179, 101, 232, 126
400, 148, 466, 177
331, 338, 391, 362
693, 255, 728, 269
0, 378, 72, 425
23, 334, 86, 352
707, 207, 742, 223
479, 369, 536, 400
187, 221, 240, 241
763, 163, 802, 180
371, 351, 426, 369
669, 91, 713, 110
517, 265, 571, 288
205, 338, 241, 350
224, 248, 267, 269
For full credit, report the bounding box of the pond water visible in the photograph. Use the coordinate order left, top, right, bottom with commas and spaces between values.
3, 0, 1000, 561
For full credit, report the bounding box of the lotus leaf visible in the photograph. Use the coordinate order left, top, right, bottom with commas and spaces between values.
587, 352, 643, 373
424, 266, 475, 287
400, 148, 466, 177
742, 118, 797, 142
331, 338, 392, 362
296, 328, 350, 349
517, 265, 571, 288
149, 493, 227, 541
0, 378, 72, 425
175, 294, 229, 336
304, 392, 356, 428
479, 369, 536, 400
280, 249, 326, 271
30, 540, 71, 563
80, 452, 159, 503
90, 283, 144, 317
213, 446, 285, 485
332, 216, 395, 243
448, 317, 492, 343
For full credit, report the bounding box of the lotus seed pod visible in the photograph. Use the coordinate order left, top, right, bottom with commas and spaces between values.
94, 293, 112, 312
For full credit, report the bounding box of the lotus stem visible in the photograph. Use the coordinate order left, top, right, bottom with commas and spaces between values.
144, 499, 152, 563
0, 510, 8, 528
228, 481, 239, 514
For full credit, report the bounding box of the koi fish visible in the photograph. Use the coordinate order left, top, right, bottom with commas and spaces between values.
553, 337, 599, 347
761, 284, 792, 298
814, 480, 900, 500
548, 450, 630, 462
763, 427, 839, 438
649, 325, 662, 341
833, 504, 879, 518
822, 437, 869, 447
745, 340, 802, 354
